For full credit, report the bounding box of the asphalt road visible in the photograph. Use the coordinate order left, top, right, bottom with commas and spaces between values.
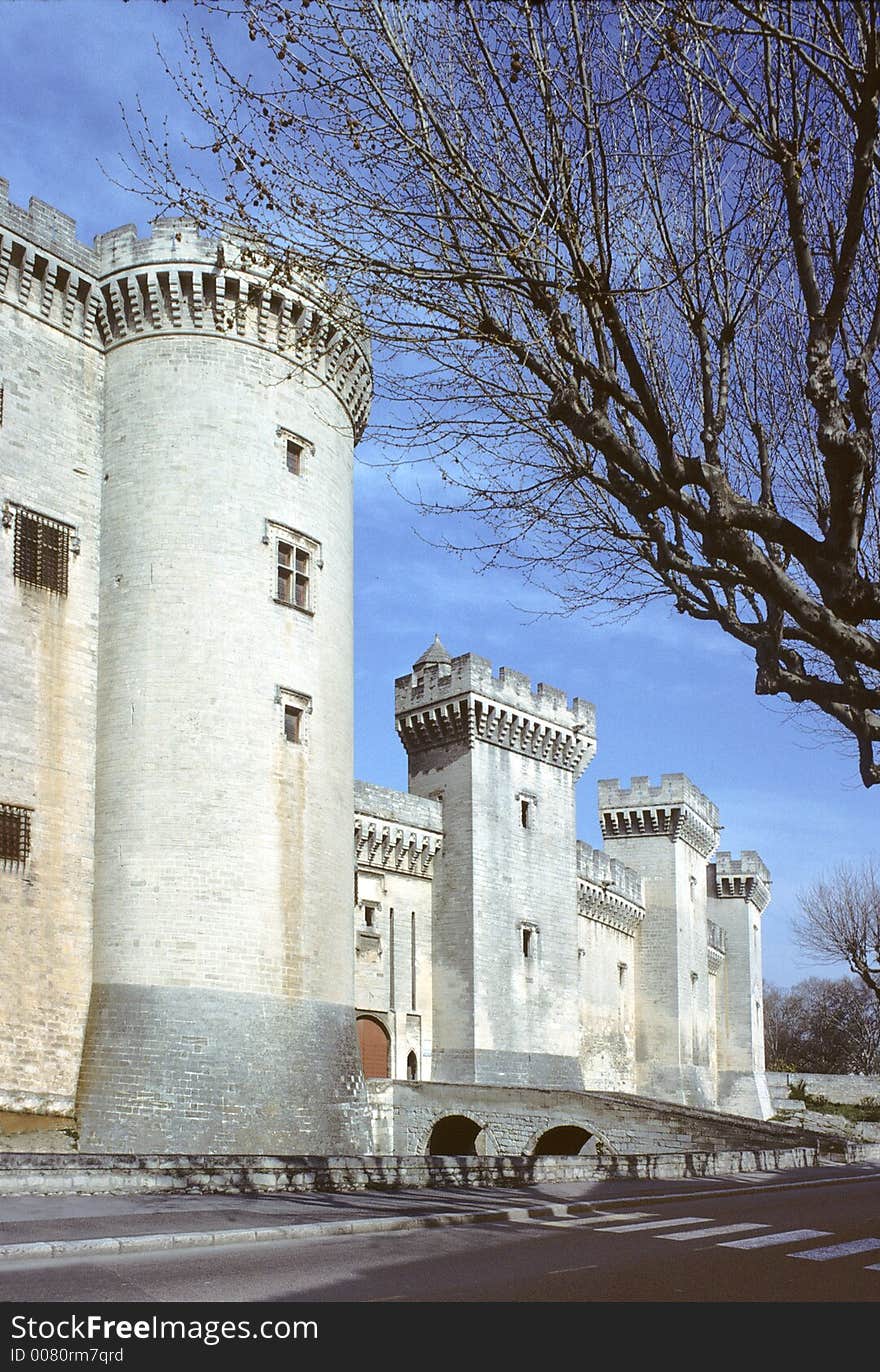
1, 1173, 878, 1303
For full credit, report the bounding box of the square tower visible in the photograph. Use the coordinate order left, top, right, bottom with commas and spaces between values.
598, 774, 721, 1107
395, 639, 596, 1089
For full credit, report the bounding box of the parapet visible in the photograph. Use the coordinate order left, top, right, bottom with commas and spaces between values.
576, 841, 644, 906
598, 773, 720, 857
395, 649, 596, 777
395, 651, 595, 732
0, 179, 373, 440
354, 781, 443, 879
713, 851, 771, 911
354, 780, 443, 834
0, 178, 98, 274
576, 841, 645, 933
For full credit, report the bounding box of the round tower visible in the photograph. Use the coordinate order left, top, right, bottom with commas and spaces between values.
76, 218, 373, 1152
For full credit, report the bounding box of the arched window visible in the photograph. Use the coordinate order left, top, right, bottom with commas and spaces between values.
356, 1015, 390, 1079
406, 1050, 418, 1081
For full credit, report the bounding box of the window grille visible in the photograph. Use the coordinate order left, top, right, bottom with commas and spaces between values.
13, 508, 71, 594
0, 803, 31, 865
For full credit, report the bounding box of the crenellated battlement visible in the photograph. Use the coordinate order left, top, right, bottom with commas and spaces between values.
713, 851, 771, 911
576, 841, 645, 933
354, 780, 443, 880
0, 178, 98, 273
395, 651, 595, 732
0, 181, 372, 439
597, 773, 720, 857
576, 841, 644, 906
395, 649, 596, 776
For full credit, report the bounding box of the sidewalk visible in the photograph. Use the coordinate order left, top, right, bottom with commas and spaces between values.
1, 1162, 878, 1261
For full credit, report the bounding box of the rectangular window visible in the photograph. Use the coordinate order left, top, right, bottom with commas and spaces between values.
286, 438, 303, 475
0, 803, 31, 865
13, 508, 71, 595
276, 685, 311, 744
284, 704, 303, 743
522, 927, 533, 958
276, 540, 311, 610
277, 427, 312, 477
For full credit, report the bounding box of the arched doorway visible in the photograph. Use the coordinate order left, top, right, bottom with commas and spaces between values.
531, 1125, 592, 1155
356, 1015, 390, 1079
426, 1115, 483, 1155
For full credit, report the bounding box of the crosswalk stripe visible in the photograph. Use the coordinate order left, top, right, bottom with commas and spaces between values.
599, 1216, 714, 1234
719, 1229, 831, 1250
507, 1210, 656, 1226
659, 1223, 769, 1242
789, 1238, 880, 1262
511, 1211, 657, 1229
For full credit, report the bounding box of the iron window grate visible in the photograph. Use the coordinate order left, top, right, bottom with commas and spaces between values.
0, 803, 32, 865
13, 508, 71, 594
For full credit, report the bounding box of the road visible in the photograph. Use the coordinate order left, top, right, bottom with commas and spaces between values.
0, 1173, 878, 1303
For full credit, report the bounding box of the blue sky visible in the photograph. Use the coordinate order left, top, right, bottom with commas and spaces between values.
2, 0, 877, 988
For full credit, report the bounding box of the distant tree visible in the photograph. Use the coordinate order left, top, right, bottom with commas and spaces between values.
764, 976, 880, 1073
795, 860, 880, 1008
131, 1, 880, 783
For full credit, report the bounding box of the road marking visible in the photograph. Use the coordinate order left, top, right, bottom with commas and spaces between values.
508, 1211, 656, 1227
659, 1223, 770, 1242
546, 1265, 598, 1276
599, 1216, 715, 1234
719, 1229, 832, 1250
790, 1238, 880, 1262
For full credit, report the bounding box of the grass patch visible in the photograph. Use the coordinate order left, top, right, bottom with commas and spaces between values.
788, 1080, 880, 1123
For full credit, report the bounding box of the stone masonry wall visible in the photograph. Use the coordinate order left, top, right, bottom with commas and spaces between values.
0, 187, 102, 1115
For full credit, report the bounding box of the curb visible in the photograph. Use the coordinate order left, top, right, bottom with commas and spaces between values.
1, 1168, 878, 1262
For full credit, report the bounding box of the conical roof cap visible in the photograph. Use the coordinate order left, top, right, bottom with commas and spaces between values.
413, 634, 452, 669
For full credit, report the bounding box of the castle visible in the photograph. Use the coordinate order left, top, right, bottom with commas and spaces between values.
0, 181, 772, 1158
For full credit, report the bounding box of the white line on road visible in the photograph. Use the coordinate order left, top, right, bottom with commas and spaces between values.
658, 1223, 770, 1241
719, 1229, 832, 1250
508, 1211, 656, 1227
598, 1217, 715, 1234
790, 1238, 880, 1262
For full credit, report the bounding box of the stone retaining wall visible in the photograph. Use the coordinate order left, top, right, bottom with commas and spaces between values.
0, 1143, 870, 1197
767, 1073, 880, 1105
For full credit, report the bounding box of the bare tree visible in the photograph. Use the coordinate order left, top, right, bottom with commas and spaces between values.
129, 0, 880, 782
764, 977, 880, 1072
796, 861, 880, 1006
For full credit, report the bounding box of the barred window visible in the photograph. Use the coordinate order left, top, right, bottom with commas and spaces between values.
0, 803, 31, 865
13, 508, 71, 594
